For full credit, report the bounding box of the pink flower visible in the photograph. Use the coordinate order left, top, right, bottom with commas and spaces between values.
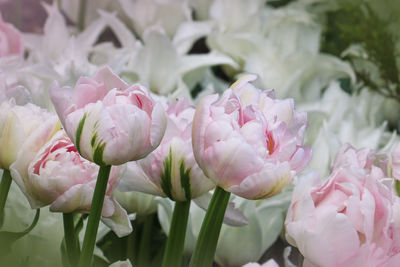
192, 75, 310, 199
118, 98, 215, 201
285, 150, 400, 267
50, 67, 167, 166
10, 130, 131, 237
0, 14, 23, 57
331, 144, 388, 177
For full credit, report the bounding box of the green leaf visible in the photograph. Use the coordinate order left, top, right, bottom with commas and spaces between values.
0, 209, 40, 256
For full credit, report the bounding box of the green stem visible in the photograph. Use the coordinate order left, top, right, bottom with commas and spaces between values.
78, 0, 87, 31
162, 201, 191, 267
189, 187, 230, 267
396, 180, 400, 196
78, 165, 111, 267
63, 213, 80, 266
138, 214, 155, 267
0, 170, 12, 228
126, 219, 138, 263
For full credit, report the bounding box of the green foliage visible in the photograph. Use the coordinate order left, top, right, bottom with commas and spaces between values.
321, 0, 400, 100
0, 209, 40, 257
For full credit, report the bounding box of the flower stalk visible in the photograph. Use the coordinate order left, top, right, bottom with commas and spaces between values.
78, 164, 111, 267
78, 0, 87, 31
189, 187, 230, 267
63, 213, 80, 266
138, 214, 155, 267
0, 170, 12, 228
162, 201, 191, 267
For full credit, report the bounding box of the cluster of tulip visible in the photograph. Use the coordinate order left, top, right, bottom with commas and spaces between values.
1, 57, 310, 266
1, 1, 400, 267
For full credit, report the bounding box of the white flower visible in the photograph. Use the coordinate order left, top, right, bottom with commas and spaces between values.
117, 27, 237, 95
21, 2, 107, 109
118, 0, 191, 38
300, 81, 397, 177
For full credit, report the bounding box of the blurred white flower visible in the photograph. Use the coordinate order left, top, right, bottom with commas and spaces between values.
115, 26, 237, 95
19, 2, 107, 109
118, 0, 191, 38
244, 5, 355, 102
300, 81, 397, 177
61, 0, 122, 28
206, 0, 266, 66
242, 259, 279, 267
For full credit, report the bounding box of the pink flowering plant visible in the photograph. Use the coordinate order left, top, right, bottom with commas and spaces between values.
119, 98, 214, 266
49, 67, 167, 267
1, 2, 400, 267
50, 66, 167, 166
285, 145, 400, 267
190, 75, 311, 266
11, 130, 131, 236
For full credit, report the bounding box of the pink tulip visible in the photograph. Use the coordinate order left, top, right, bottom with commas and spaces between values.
119, 98, 215, 201
10, 130, 131, 237
192, 75, 310, 199
50, 67, 167, 166
0, 14, 23, 57
285, 147, 400, 267
331, 144, 388, 177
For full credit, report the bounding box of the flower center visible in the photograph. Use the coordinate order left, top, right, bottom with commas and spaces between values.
266, 132, 275, 155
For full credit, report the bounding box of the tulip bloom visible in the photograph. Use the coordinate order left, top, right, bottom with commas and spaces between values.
50, 67, 167, 166
0, 14, 23, 58
285, 147, 400, 267
119, 98, 214, 201
10, 130, 131, 237
192, 75, 310, 199
0, 100, 60, 170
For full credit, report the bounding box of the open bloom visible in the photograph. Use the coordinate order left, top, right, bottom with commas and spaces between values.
192, 75, 310, 199
331, 144, 388, 176
10, 130, 131, 237
50, 66, 167, 166
285, 150, 400, 267
0, 100, 60, 170
118, 98, 214, 201
0, 14, 23, 58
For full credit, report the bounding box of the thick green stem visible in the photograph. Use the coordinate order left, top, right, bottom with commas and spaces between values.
78, 0, 87, 31
78, 165, 111, 267
0, 170, 12, 228
63, 213, 80, 266
162, 201, 191, 267
189, 187, 230, 267
138, 214, 155, 267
